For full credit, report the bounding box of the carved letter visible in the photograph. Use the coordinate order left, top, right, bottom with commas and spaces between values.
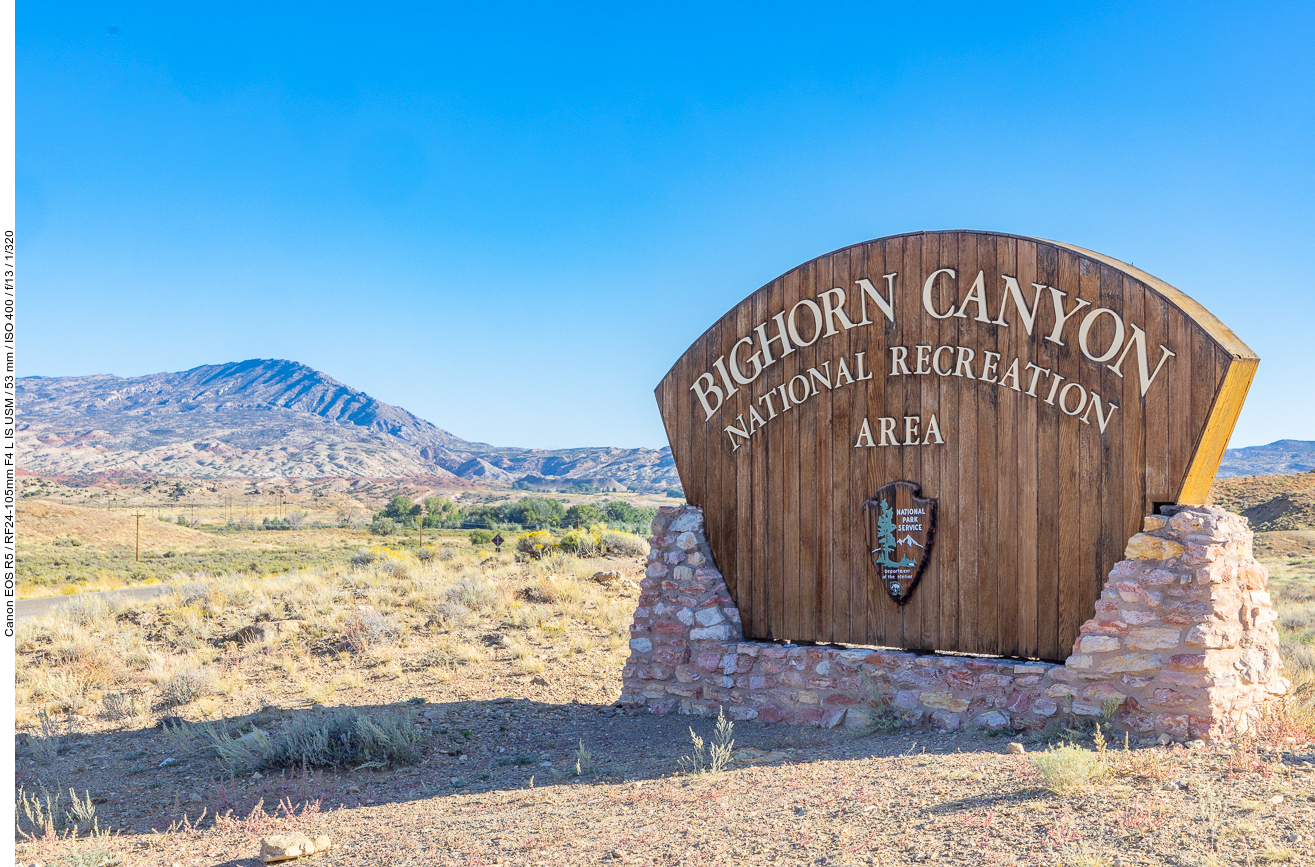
729, 336, 764, 385
1081, 392, 1118, 433
993, 276, 1045, 334
890, 346, 911, 376
818, 287, 859, 337
754, 312, 795, 366
854, 418, 876, 448
1077, 307, 1126, 363
691, 372, 724, 420
1108, 323, 1176, 397
1045, 287, 1092, 346
787, 299, 824, 348
953, 270, 991, 322
853, 275, 898, 326
921, 268, 957, 319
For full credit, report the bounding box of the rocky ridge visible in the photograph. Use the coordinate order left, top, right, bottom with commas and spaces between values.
17, 359, 678, 489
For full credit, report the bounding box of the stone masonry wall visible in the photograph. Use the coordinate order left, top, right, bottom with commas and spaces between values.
621, 505, 1287, 740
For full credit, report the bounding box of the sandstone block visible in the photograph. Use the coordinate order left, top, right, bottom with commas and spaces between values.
1125, 534, 1186, 561
1079, 636, 1121, 654
1125, 627, 1182, 650
1097, 653, 1161, 674
628, 638, 652, 653
920, 691, 970, 713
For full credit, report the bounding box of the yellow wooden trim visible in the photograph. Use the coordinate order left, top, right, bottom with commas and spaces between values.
1042, 238, 1258, 360
1177, 357, 1259, 504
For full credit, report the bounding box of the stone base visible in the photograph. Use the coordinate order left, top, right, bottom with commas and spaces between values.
622, 505, 1287, 741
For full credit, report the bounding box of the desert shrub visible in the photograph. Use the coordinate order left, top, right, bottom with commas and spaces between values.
560, 526, 604, 557
377, 558, 411, 580
1030, 744, 1104, 794
445, 575, 496, 612
468, 529, 494, 545
416, 546, 437, 562
159, 668, 217, 707
602, 529, 649, 558
426, 602, 469, 629
341, 607, 399, 653
368, 516, 397, 536
100, 691, 140, 721
349, 550, 377, 569
265, 708, 421, 770
517, 530, 555, 559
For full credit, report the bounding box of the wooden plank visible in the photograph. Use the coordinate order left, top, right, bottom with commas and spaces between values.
750, 279, 771, 639
955, 231, 980, 653
995, 235, 1020, 658
768, 274, 789, 641
852, 241, 876, 645
733, 295, 755, 606
1034, 241, 1061, 661
1055, 247, 1083, 657
1167, 308, 1193, 501
975, 233, 1000, 656
1142, 291, 1170, 510
1016, 239, 1040, 658
1118, 272, 1145, 574
796, 258, 820, 641
781, 267, 803, 641
867, 237, 896, 646
828, 246, 855, 644
936, 234, 961, 653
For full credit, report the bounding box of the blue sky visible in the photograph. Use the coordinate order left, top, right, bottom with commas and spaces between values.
18, 2, 1315, 450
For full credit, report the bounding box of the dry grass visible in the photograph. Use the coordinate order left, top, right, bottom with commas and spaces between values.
15, 537, 642, 737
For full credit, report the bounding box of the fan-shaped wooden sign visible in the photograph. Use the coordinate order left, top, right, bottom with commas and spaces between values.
656, 231, 1257, 661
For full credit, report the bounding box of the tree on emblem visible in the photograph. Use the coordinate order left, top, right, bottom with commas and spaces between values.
872, 500, 916, 568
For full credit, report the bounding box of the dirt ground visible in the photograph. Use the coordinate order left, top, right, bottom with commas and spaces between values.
14, 690, 1315, 867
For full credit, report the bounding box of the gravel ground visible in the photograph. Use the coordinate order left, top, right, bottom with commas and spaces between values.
15, 700, 1315, 867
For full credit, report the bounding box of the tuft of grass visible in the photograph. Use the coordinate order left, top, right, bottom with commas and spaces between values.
340, 607, 399, 653
100, 691, 140, 721
1030, 744, 1103, 794
159, 667, 217, 707
207, 708, 422, 772
678, 707, 735, 775
573, 739, 594, 777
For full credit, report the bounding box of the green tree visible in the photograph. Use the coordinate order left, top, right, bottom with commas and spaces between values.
424, 497, 461, 528
507, 497, 566, 528
380, 496, 422, 521
564, 503, 604, 528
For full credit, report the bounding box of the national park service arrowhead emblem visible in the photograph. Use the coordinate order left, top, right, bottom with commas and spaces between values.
863, 481, 936, 606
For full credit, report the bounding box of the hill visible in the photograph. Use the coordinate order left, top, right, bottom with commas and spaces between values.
1209, 470, 1315, 531
17, 359, 679, 490
1218, 439, 1315, 477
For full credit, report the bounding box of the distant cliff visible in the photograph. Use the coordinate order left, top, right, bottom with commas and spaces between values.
1218, 440, 1315, 478
17, 359, 678, 489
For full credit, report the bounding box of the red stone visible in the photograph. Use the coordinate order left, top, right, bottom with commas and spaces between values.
757, 705, 783, 724
782, 707, 823, 726
824, 693, 863, 706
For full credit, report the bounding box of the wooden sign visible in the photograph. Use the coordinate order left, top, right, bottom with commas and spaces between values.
864, 482, 936, 606
655, 231, 1257, 661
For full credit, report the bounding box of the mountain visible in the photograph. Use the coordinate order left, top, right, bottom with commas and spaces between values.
16, 359, 679, 490
1217, 440, 1315, 478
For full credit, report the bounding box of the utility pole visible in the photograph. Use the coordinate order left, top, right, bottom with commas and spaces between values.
133, 513, 146, 562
